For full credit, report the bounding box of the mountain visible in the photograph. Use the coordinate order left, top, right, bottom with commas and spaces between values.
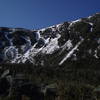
0, 13, 100, 66
0, 13, 100, 100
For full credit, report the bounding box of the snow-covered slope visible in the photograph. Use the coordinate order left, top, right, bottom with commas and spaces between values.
0, 13, 100, 66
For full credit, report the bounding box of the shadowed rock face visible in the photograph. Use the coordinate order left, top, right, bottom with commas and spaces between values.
0, 77, 10, 96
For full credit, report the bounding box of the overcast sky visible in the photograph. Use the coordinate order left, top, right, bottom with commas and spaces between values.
0, 0, 99, 29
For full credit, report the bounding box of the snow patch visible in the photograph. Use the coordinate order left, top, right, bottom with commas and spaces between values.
36, 31, 41, 40
88, 16, 92, 19
59, 38, 84, 65
94, 50, 99, 59
89, 22, 93, 32
65, 40, 73, 50
68, 19, 81, 29
42, 34, 61, 54
59, 40, 73, 55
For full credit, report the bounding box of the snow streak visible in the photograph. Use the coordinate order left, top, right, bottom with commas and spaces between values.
59, 39, 84, 65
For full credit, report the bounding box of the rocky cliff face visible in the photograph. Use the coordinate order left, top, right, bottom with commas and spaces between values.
0, 13, 100, 66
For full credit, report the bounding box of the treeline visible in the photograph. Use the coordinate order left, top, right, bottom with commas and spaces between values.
0, 60, 100, 100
